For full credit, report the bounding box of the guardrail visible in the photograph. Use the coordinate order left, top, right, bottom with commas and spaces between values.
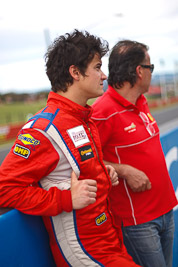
0, 209, 56, 267
160, 127, 178, 267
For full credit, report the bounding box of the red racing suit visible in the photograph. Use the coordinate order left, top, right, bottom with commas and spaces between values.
92, 85, 178, 227
0, 92, 139, 267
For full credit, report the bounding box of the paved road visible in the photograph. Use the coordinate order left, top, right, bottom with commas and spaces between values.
152, 105, 178, 126
0, 145, 11, 165
0, 105, 178, 165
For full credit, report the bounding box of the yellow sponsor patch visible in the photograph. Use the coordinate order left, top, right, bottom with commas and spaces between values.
18, 133, 40, 146
95, 212, 107, 226
14, 144, 30, 159
78, 145, 94, 161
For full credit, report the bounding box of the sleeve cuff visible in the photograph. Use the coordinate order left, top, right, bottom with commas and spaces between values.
61, 189, 73, 212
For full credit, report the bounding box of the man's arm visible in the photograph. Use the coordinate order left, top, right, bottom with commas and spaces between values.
104, 160, 151, 192
0, 129, 97, 216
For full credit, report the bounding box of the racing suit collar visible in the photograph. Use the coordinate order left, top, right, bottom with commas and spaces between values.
47, 91, 93, 122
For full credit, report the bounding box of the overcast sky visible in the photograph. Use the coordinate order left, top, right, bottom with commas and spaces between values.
0, 0, 178, 93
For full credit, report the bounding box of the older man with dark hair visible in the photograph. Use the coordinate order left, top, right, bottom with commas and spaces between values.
92, 39, 177, 267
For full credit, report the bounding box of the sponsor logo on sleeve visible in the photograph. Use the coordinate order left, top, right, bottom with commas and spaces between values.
95, 213, 107, 226
13, 144, 30, 159
78, 145, 94, 161
67, 125, 90, 147
18, 133, 40, 146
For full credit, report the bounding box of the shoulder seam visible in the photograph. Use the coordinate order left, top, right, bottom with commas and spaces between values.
92, 109, 134, 121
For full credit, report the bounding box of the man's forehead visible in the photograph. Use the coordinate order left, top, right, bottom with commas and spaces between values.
145, 51, 151, 62
93, 53, 102, 62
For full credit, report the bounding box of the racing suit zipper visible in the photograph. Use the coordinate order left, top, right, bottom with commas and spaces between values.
86, 122, 122, 248
86, 122, 99, 159
86, 122, 110, 180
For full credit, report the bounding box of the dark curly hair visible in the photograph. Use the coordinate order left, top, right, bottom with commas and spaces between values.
108, 40, 149, 89
45, 29, 109, 92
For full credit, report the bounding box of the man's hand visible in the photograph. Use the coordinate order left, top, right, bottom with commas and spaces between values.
104, 161, 151, 192
71, 171, 97, 209
120, 165, 151, 192
105, 165, 119, 186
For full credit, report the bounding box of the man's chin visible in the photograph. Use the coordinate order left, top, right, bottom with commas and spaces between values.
92, 88, 105, 99
99, 88, 105, 96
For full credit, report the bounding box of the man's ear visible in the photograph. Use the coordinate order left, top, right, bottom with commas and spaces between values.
136, 65, 143, 79
69, 65, 80, 81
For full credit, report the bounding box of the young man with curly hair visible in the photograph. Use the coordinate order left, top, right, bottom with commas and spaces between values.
0, 31, 139, 267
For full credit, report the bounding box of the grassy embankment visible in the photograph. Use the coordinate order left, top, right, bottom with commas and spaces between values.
0, 96, 178, 147
0, 98, 98, 126
0, 100, 46, 125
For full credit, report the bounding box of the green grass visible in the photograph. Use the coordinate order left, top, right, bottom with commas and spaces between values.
1, 96, 177, 126
87, 98, 97, 106
0, 101, 46, 125
0, 98, 98, 126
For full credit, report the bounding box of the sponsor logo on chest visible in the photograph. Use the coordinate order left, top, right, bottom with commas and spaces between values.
67, 125, 90, 147
78, 145, 94, 161
124, 122, 136, 133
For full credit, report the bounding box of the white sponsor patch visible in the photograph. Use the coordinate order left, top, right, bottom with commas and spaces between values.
67, 125, 90, 147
